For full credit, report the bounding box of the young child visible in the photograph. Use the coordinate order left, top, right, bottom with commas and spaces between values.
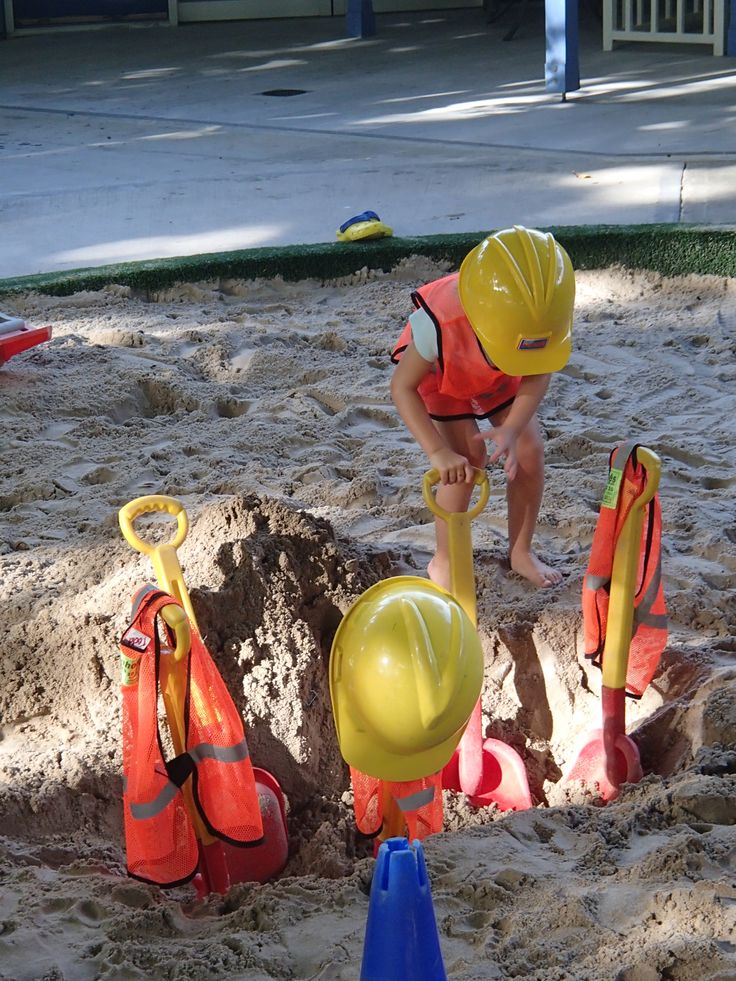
390, 225, 575, 589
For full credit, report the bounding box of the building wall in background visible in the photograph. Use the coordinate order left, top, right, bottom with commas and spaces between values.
2, 0, 481, 34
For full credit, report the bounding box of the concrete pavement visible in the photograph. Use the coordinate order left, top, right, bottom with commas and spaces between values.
1, 8, 735, 279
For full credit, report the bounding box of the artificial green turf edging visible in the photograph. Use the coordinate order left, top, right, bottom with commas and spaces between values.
1, 224, 735, 297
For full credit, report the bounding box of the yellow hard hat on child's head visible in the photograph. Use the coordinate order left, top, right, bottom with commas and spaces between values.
329, 577, 483, 782
458, 225, 575, 376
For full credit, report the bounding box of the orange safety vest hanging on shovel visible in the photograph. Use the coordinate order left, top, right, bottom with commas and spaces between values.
582, 441, 668, 698
120, 586, 264, 887
349, 767, 444, 842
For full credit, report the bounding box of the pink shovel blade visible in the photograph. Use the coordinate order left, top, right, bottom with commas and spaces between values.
467, 738, 533, 811
442, 700, 483, 796
564, 729, 643, 803
223, 768, 289, 885
443, 701, 532, 811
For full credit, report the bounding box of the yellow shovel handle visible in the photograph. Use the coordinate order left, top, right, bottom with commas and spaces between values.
602, 446, 662, 690
119, 495, 189, 555
118, 495, 198, 631
629, 446, 661, 505
422, 468, 490, 521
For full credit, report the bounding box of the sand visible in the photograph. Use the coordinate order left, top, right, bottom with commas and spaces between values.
0, 259, 734, 980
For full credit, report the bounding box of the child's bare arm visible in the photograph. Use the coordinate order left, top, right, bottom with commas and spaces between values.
475, 373, 551, 481
501, 373, 550, 436
390, 342, 475, 484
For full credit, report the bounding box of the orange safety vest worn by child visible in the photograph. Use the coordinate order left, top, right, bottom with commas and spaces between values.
391, 272, 521, 420
583, 442, 668, 698
120, 586, 263, 887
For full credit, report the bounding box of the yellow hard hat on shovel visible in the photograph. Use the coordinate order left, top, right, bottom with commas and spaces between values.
330, 577, 483, 782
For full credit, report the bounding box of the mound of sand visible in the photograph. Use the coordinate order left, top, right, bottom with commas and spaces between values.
0, 260, 734, 979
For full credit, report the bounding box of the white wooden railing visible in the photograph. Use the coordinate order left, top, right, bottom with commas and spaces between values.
603, 0, 726, 54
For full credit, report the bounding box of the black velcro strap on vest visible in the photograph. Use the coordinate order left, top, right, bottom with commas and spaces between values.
165, 751, 196, 788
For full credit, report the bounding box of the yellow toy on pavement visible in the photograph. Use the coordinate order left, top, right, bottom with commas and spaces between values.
336, 210, 393, 242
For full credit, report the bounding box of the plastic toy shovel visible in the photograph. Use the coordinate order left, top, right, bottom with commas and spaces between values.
0, 311, 52, 366
564, 447, 662, 802
423, 470, 532, 811
119, 494, 288, 889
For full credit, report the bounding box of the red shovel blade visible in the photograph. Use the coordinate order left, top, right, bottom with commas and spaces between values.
467, 738, 533, 811
564, 729, 643, 803
223, 767, 289, 885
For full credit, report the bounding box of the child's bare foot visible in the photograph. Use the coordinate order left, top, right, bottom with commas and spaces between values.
509, 549, 563, 588
427, 555, 452, 592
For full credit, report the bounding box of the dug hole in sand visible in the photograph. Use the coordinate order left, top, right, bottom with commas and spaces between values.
1, 258, 735, 980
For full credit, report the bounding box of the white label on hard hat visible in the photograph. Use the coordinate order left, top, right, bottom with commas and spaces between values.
518, 337, 549, 351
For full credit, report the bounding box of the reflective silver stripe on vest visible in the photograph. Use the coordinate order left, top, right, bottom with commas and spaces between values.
585, 573, 609, 591
633, 553, 667, 630
633, 551, 667, 631
395, 786, 435, 812
129, 779, 180, 821
188, 737, 250, 765
130, 583, 161, 620
128, 739, 250, 820
611, 439, 638, 475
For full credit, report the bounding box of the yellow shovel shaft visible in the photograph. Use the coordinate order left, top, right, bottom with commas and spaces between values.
378, 784, 407, 842
447, 511, 477, 628
602, 448, 661, 690
422, 468, 489, 628
149, 544, 200, 633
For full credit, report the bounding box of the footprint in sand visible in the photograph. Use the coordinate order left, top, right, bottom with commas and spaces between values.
341, 406, 399, 435
88, 328, 145, 348
215, 397, 250, 419
108, 378, 200, 423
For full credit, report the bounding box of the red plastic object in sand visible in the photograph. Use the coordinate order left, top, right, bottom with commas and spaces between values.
195, 840, 231, 897
564, 687, 642, 803
223, 768, 289, 884
0, 315, 52, 366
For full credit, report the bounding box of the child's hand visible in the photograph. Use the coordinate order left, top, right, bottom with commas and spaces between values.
476, 426, 518, 480
429, 447, 476, 485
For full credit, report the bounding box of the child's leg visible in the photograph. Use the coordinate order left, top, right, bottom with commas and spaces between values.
498, 411, 562, 588
428, 417, 488, 591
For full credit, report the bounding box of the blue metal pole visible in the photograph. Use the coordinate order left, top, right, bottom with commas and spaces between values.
545, 0, 580, 97
346, 0, 376, 38
727, 0, 736, 56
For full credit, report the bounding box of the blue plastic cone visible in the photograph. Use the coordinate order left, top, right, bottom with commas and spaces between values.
360, 837, 447, 981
